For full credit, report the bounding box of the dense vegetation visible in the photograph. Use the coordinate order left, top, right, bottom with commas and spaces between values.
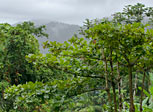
0, 3, 153, 112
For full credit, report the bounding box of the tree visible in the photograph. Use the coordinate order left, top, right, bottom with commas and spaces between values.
2, 3, 153, 112
0, 22, 48, 111
0, 22, 48, 85
113, 3, 153, 24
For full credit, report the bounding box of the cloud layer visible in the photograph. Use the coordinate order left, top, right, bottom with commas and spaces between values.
0, 0, 152, 25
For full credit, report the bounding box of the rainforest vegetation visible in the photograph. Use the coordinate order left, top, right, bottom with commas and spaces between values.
0, 3, 153, 112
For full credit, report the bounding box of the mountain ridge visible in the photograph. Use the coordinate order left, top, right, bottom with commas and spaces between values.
25, 20, 81, 53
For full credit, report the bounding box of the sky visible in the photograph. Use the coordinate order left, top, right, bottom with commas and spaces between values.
0, 0, 152, 25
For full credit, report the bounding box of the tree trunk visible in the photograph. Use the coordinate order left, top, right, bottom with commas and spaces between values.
133, 73, 138, 99
117, 61, 122, 112
128, 65, 135, 112
110, 50, 117, 112
102, 49, 112, 110
112, 82, 117, 112
140, 71, 146, 112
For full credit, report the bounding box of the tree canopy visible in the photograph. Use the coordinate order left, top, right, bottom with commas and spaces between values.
0, 3, 153, 112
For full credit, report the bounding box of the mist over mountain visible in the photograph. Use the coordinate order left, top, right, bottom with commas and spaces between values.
16, 17, 152, 53
28, 20, 81, 53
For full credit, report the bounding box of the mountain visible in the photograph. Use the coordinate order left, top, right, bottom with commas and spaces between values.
30, 20, 81, 53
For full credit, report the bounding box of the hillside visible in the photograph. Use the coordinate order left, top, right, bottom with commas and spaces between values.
14, 20, 81, 53
31, 20, 81, 53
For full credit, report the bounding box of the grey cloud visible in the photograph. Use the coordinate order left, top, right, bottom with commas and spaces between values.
0, 0, 152, 25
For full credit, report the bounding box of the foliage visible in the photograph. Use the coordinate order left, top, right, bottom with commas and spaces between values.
112, 3, 153, 24
4, 77, 101, 112
0, 22, 48, 111
26, 21, 153, 112
137, 73, 153, 112
1, 3, 153, 112
0, 22, 48, 84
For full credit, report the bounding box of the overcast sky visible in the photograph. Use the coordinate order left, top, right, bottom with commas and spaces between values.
0, 0, 152, 25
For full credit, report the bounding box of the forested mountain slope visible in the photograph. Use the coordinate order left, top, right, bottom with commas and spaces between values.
32, 20, 81, 53
15, 20, 81, 53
